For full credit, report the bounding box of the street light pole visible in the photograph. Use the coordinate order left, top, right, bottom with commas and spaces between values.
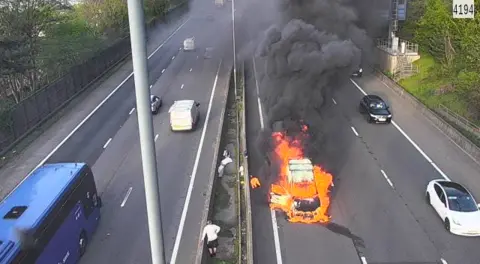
125, 1, 166, 264
232, 0, 237, 97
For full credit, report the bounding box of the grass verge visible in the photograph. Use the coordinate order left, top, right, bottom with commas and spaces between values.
398, 53, 473, 121
0, 4, 188, 169
394, 53, 480, 146
209, 68, 240, 264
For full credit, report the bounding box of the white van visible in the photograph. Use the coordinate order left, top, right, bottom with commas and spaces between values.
168, 100, 201, 131
183, 37, 195, 51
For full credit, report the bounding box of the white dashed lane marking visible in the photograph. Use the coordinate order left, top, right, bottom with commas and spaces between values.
351, 126, 359, 137
103, 138, 112, 149
120, 187, 133, 207
380, 170, 394, 188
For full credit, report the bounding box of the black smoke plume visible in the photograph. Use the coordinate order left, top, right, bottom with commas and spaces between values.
255, 0, 372, 167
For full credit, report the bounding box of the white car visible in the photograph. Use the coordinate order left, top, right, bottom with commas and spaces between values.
352, 67, 363, 77
183, 37, 195, 51
426, 179, 480, 236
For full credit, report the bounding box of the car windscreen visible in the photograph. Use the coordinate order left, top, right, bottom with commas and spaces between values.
369, 102, 389, 114
447, 195, 478, 212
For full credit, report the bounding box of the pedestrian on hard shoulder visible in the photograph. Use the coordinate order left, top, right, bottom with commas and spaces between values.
201, 220, 221, 257
250, 175, 261, 189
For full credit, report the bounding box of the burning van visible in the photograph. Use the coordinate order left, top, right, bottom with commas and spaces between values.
267, 122, 333, 224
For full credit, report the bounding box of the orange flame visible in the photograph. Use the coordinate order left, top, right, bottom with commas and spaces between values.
268, 127, 333, 224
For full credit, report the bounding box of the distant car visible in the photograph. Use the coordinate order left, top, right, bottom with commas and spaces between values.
352, 67, 363, 77
204, 47, 213, 59
150, 95, 162, 115
426, 179, 480, 236
183, 37, 195, 51
358, 95, 392, 124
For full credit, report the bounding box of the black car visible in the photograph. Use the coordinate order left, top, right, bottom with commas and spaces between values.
150, 95, 162, 115
352, 67, 363, 78
359, 95, 392, 123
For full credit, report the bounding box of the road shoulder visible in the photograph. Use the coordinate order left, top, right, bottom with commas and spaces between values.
353, 74, 480, 201
0, 15, 190, 200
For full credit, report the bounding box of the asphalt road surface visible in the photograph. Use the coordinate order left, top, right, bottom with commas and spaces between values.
245, 57, 480, 264
76, 4, 234, 264
0, 1, 234, 264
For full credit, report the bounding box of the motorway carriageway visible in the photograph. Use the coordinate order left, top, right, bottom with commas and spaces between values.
78, 7, 234, 264
0, 1, 235, 263
245, 57, 480, 264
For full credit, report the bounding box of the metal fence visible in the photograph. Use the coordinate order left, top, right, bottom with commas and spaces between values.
437, 104, 480, 139
377, 38, 419, 55
0, 1, 188, 155
0, 36, 132, 153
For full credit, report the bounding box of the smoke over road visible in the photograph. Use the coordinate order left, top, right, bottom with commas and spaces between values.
252, 0, 375, 171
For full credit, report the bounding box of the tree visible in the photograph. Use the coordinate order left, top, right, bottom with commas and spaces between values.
37, 9, 104, 80
413, 0, 480, 115
76, 0, 129, 38
397, 0, 426, 40
145, 0, 169, 19
0, 0, 63, 101
414, 0, 458, 66
0, 39, 32, 102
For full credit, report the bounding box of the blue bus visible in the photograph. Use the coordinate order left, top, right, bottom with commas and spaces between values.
0, 163, 102, 264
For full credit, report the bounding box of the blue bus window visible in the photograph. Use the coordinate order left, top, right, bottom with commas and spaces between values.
3, 206, 28, 220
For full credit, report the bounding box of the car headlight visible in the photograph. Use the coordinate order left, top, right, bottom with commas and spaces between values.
452, 217, 462, 226
387, 115, 392, 118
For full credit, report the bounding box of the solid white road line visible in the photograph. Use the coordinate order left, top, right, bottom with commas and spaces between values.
270, 210, 283, 264
3, 18, 190, 206
252, 59, 260, 95
129, 108, 135, 115
380, 170, 394, 188
26, 18, 189, 172
440, 258, 448, 264
360, 256, 368, 264
252, 59, 265, 129
120, 187, 133, 207
257, 98, 265, 128
181, 84, 184, 89
351, 126, 359, 137
154, 134, 159, 142
147, 18, 189, 59
170, 60, 223, 264
379, 77, 480, 167
332, 98, 337, 104
253, 57, 283, 264
349, 79, 451, 181
103, 138, 112, 149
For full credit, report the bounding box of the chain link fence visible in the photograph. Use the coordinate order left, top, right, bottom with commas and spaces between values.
0, 1, 188, 155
